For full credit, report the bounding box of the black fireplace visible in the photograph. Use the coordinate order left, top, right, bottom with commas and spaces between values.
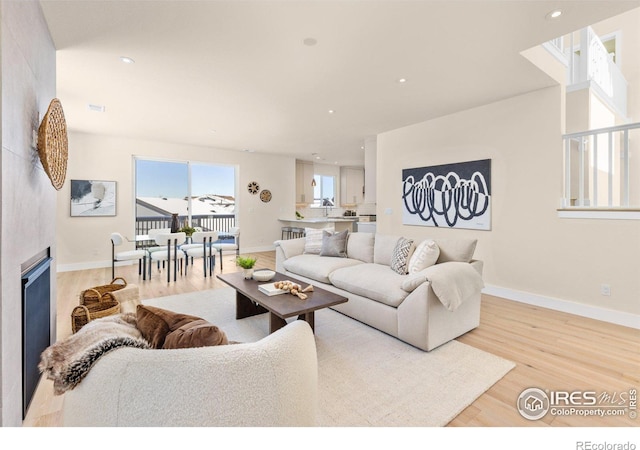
21, 250, 52, 419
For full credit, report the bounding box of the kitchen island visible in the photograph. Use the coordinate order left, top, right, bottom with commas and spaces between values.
278, 216, 359, 233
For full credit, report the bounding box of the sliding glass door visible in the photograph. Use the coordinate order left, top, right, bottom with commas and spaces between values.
134, 158, 235, 237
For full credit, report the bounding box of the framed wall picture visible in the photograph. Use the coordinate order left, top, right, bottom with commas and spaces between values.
401, 159, 491, 230
70, 179, 117, 217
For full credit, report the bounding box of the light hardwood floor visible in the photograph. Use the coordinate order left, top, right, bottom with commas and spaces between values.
24, 251, 639, 427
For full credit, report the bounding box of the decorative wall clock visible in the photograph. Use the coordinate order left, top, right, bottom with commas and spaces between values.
247, 181, 260, 194
259, 189, 272, 203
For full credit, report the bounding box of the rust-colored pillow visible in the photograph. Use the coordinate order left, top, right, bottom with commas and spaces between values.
136, 304, 228, 350
163, 319, 229, 349
136, 305, 171, 349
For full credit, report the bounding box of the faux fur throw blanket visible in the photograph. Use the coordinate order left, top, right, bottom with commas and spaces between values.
39, 313, 150, 395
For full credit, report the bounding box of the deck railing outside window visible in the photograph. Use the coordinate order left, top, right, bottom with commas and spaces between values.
563, 122, 639, 208
136, 214, 235, 236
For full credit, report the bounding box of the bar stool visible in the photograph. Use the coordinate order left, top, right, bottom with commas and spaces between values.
291, 227, 305, 238
281, 226, 293, 240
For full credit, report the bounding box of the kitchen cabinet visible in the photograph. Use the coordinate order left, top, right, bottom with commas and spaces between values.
340, 166, 364, 206
295, 160, 314, 204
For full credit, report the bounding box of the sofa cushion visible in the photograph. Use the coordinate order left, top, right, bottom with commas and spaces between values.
434, 238, 477, 263
319, 229, 348, 257
163, 318, 229, 349
390, 237, 414, 275
408, 239, 439, 273
283, 254, 363, 283
329, 263, 409, 307
346, 232, 374, 263
373, 234, 402, 266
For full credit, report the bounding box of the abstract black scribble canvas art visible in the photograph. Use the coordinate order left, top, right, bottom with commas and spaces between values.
402, 159, 491, 230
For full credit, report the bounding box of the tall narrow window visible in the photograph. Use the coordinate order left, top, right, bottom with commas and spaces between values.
312, 174, 335, 207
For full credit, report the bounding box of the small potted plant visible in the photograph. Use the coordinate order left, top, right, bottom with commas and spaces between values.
178, 225, 197, 237
236, 255, 257, 279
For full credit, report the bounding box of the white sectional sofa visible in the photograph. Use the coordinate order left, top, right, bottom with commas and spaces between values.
275, 232, 484, 351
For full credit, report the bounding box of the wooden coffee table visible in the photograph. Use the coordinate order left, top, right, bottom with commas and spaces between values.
217, 271, 348, 334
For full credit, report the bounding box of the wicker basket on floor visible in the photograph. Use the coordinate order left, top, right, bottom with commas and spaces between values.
80, 277, 127, 305
71, 300, 121, 334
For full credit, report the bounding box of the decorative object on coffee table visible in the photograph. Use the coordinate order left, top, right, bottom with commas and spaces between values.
252, 269, 275, 282
37, 98, 68, 190
235, 255, 257, 279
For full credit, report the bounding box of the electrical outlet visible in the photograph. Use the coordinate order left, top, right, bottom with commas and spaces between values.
600, 284, 611, 296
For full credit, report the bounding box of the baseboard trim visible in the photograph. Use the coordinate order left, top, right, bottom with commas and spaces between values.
483, 285, 639, 330
57, 260, 113, 272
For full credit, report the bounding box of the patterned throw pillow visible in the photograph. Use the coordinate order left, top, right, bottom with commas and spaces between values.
408, 239, 440, 273
390, 237, 414, 275
303, 228, 325, 254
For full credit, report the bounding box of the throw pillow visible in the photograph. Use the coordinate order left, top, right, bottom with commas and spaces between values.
136, 305, 171, 349
163, 319, 228, 349
390, 237, 415, 275
136, 305, 228, 349
408, 239, 440, 273
303, 227, 332, 254
319, 229, 348, 257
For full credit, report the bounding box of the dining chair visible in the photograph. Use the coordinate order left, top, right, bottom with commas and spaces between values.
148, 232, 186, 283
182, 231, 218, 277
146, 227, 171, 273
211, 227, 240, 271
110, 232, 147, 280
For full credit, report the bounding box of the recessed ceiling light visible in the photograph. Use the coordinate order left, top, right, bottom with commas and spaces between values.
315, 156, 321, 160
328, 109, 335, 114
303, 38, 318, 46
546, 9, 562, 19
88, 104, 106, 112
119, 56, 135, 64
398, 78, 407, 83
210, 129, 217, 133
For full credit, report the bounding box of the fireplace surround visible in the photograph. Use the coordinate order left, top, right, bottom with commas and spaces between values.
21, 250, 52, 418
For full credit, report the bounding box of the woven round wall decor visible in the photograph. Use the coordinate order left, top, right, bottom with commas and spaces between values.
37, 98, 68, 190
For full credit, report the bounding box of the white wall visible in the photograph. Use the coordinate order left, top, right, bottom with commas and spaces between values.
377, 86, 640, 321
1, 0, 57, 425
56, 132, 296, 271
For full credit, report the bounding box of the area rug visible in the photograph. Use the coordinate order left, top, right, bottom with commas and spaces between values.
143, 288, 515, 427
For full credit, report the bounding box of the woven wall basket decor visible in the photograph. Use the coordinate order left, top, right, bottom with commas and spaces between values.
37, 98, 68, 190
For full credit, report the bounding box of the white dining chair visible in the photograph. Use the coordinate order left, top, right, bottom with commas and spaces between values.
211, 227, 240, 271
110, 232, 147, 280
148, 232, 186, 283
182, 231, 218, 277
146, 227, 171, 273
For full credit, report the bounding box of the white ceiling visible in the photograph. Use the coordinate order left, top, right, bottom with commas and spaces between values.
40, 0, 640, 166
